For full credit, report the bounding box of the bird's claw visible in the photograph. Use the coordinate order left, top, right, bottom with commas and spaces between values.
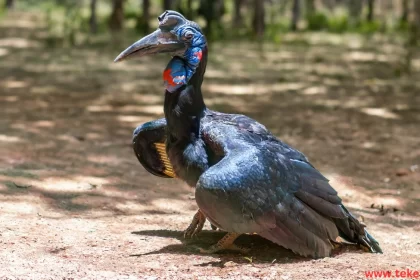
184, 223, 203, 239
184, 209, 206, 239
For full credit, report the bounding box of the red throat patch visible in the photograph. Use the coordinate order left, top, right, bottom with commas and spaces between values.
163, 68, 176, 86
194, 50, 203, 61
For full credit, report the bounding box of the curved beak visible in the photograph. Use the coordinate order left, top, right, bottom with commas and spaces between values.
114, 29, 185, 62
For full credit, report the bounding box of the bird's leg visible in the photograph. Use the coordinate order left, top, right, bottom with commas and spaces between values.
198, 232, 249, 254
184, 209, 206, 238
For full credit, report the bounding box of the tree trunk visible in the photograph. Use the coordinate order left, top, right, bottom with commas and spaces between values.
322, 0, 334, 11
305, 0, 315, 18
109, 0, 124, 31
253, 0, 265, 38
348, 0, 362, 26
89, 0, 97, 34
403, 0, 420, 74
290, 0, 300, 31
140, 0, 150, 33
186, 0, 193, 19
366, 0, 374, 22
413, 0, 420, 32
233, 0, 244, 28
163, 0, 172, 11
401, 0, 409, 23
5, 0, 14, 9
198, 0, 225, 39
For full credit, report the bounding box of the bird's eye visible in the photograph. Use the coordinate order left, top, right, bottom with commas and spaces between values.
183, 32, 193, 40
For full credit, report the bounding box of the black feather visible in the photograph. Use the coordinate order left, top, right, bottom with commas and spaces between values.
129, 11, 382, 258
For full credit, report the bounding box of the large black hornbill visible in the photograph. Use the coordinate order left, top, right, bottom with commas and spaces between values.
114, 11, 382, 258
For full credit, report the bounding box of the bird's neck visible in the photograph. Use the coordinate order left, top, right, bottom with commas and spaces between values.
164, 47, 208, 143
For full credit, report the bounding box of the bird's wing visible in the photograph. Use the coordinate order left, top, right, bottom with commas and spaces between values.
132, 118, 175, 178
195, 123, 349, 257
204, 111, 310, 161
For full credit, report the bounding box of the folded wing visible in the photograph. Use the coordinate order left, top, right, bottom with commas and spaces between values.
132, 118, 175, 178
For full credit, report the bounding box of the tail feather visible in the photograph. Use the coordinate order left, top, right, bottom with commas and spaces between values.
361, 229, 383, 254
334, 205, 383, 254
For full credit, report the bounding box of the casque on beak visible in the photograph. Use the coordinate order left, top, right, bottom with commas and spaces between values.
114, 28, 186, 62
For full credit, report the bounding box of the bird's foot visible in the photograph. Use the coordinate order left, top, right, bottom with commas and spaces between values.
332, 240, 342, 250
184, 209, 206, 239
196, 232, 249, 254
359, 244, 371, 252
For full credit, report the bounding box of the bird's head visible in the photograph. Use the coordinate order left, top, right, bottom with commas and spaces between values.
114, 11, 207, 92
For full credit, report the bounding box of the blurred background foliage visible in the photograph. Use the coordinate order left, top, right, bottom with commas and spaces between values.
1, 0, 420, 72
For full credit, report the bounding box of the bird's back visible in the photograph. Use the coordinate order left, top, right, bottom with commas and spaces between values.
201, 110, 310, 163
196, 109, 382, 257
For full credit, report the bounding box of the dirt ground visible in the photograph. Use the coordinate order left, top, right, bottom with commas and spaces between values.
0, 12, 419, 280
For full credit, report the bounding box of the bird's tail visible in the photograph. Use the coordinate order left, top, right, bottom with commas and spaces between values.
334, 205, 383, 254
361, 228, 383, 254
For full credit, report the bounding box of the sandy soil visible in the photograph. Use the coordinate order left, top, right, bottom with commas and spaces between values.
0, 12, 419, 279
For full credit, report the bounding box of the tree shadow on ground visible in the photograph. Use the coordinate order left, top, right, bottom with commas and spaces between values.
0, 11, 419, 220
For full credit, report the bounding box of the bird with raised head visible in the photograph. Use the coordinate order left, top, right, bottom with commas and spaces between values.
114, 10, 382, 258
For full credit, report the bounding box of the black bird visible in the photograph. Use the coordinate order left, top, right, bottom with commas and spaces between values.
114, 11, 382, 258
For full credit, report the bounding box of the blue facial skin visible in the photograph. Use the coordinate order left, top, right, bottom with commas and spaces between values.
163, 25, 206, 92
